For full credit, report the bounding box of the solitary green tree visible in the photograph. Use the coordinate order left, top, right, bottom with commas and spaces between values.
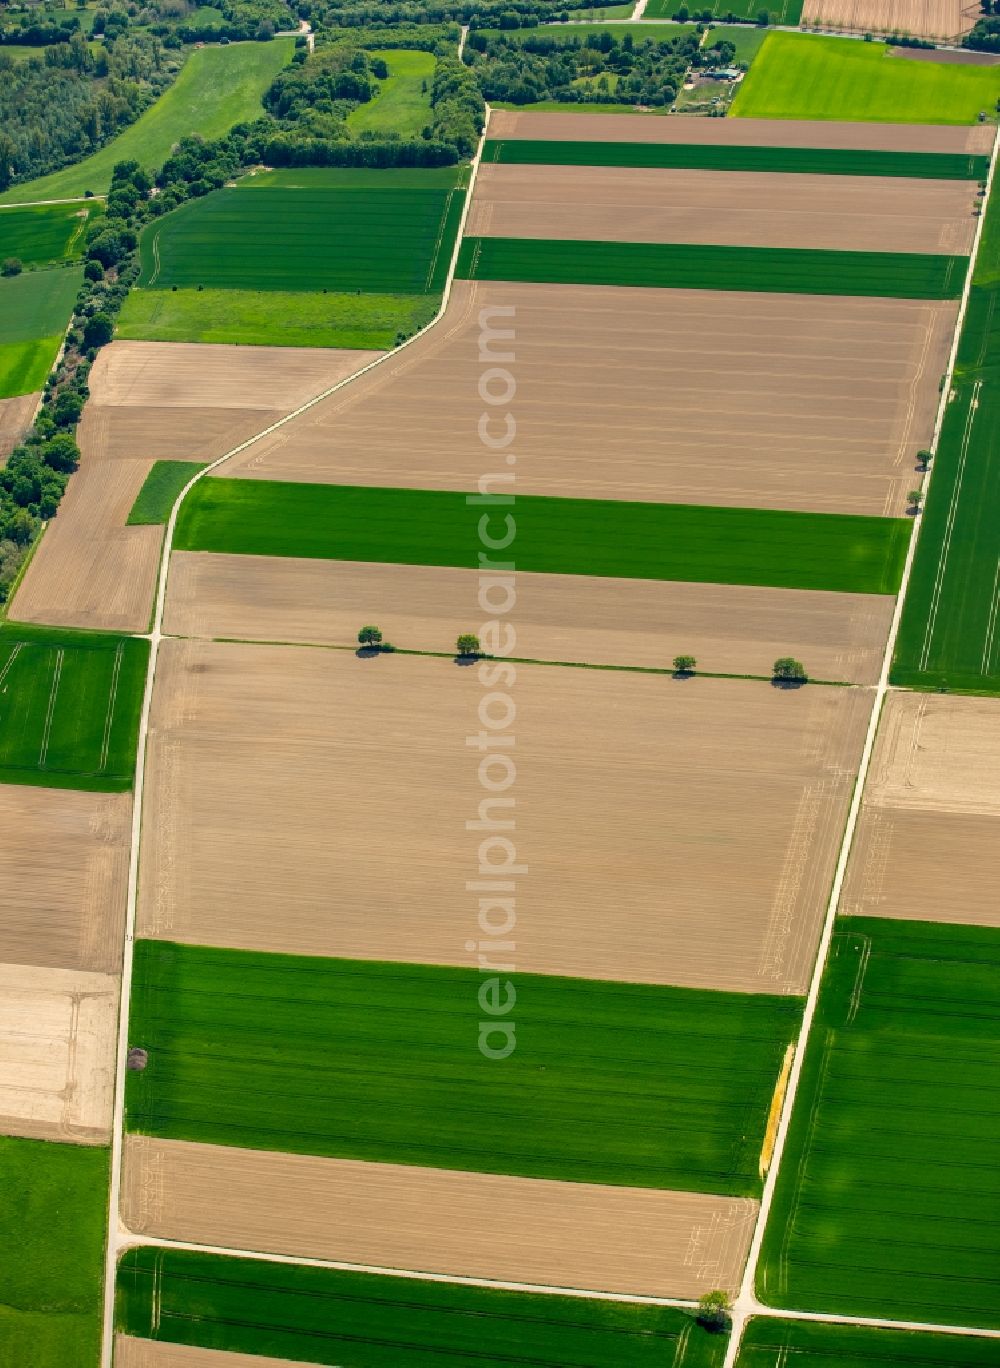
696, 1290, 731, 1332
907, 489, 924, 511
456, 632, 481, 658
916, 449, 932, 471
773, 656, 807, 683
1, 257, 22, 277
358, 625, 383, 649
673, 654, 697, 674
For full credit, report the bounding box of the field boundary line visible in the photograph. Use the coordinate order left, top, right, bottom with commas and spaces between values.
721, 123, 1000, 1368
98, 100, 493, 1368
0, 641, 23, 688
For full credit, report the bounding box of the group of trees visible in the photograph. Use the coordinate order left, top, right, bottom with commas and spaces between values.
966, 13, 1000, 50
673, 655, 808, 682
301, 0, 604, 33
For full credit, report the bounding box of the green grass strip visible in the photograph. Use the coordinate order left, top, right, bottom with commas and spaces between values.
457, 237, 967, 300
174, 479, 910, 596
758, 917, 1000, 1328
483, 138, 989, 182
127, 461, 206, 525
0, 1137, 108, 1368
740, 1317, 1000, 1367
117, 1247, 727, 1367
126, 940, 801, 1196
644, 0, 801, 17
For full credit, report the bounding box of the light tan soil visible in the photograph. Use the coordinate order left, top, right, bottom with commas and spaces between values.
10, 342, 379, 633
138, 642, 871, 995
226, 280, 955, 519
164, 552, 894, 685
468, 164, 978, 256
116, 1341, 319, 1368
0, 785, 130, 973
0, 392, 38, 462
802, 0, 979, 40
122, 1137, 758, 1299
843, 692, 1000, 928
0, 961, 117, 1143
487, 109, 995, 154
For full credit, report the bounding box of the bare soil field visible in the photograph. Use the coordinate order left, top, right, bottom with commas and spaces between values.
468, 164, 978, 256
843, 691, 1000, 928
0, 392, 38, 462
0, 961, 117, 1144
802, 0, 979, 41
488, 109, 995, 155
139, 641, 871, 995
165, 551, 894, 684
226, 281, 955, 518
0, 785, 130, 974
116, 1342, 313, 1368
11, 342, 378, 634
122, 1137, 757, 1298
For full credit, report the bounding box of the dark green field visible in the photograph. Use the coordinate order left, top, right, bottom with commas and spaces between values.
174, 480, 909, 596
0, 202, 101, 267
739, 1318, 1000, 1367
456, 237, 967, 300
126, 941, 801, 1195
127, 461, 205, 525
0, 1137, 108, 1368
758, 917, 1000, 1328
644, 0, 801, 17
0, 623, 148, 790
117, 1247, 726, 1367
483, 138, 988, 181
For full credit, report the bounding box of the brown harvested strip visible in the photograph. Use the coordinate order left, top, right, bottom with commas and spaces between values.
227, 280, 955, 520
843, 692, 1000, 929
802, 0, 978, 41
0, 961, 118, 1144
468, 164, 978, 257
122, 1137, 758, 1299
164, 552, 895, 685
115, 1340, 319, 1368
487, 109, 995, 155
0, 392, 38, 463
0, 785, 130, 974
138, 641, 872, 995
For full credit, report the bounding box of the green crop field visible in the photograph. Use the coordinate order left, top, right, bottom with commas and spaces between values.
0, 1137, 108, 1368
739, 1318, 1000, 1367
174, 479, 910, 595
708, 24, 770, 64
733, 32, 1000, 123
644, 0, 801, 18
893, 176, 1000, 694
0, 267, 81, 398
0, 623, 148, 790
456, 237, 966, 299
117, 1247, 726, 1368
0, 202, 101, 268
127, 941, 801, 1195
759, 917, 1000, 1328
127, 461, 206, 524
482, 21, 697, 41
483, 137, 987, 180
347, 48, 435, 137
0, 40, 294, 205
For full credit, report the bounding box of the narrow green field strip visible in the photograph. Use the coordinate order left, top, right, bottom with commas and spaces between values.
0, 41, 295, 205
0, 267, 82, 346
0, 202, 100, 267
0, 1137, 108, 1368
0, 622, 148, 790
758, 917, 1000, 1328
127, 461, 206, 525
644, 0, 801, 17
174, 480, 910, 596
733, 32, 1000, 124
456, 237, 967, 300
242, 166, 465, 190
117, 1247, 726, 1367
0, 336, 61, 400
480, 21, 698, 42
126, 941, 801, 1196
483, 137, 989, 181
117, 286, 437, 350
347, 49, 435, 138
739, 1318, 1000, 1366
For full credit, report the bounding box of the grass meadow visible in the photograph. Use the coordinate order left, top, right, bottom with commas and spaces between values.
739, 1318, 1000, 1367
0, 202, 101, 268
0, 266, 81, 398
347, 48, 435, 137
126, 941, 801, 1195
174, 479, 911, 595
127, 461, 206, 524
0, 622, 148, 790
117, 1247, 727, 1367
644, 0, 801, 17
484, 137, 988, 181
733, 32, 1000, 123
758, 917, 1000, 1328
0, 1137, 108, 1368
0, 41, 294, 205
482, 21, 697, 41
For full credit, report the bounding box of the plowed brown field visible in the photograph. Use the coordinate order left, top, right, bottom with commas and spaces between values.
226, 281, 954, 518
487, 110, 994, 154
138, 641, 871, 994
164, 552, 894, 684
116, 1342, 312, 1368
122, 1137, 758, 1298
11, 342, 379, 633
843, 692, 1000, 928
468, 164, 977, 256
0, 392, 38, 462
802, 0, 978, 40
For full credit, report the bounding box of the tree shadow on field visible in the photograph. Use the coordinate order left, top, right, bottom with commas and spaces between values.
454, 654, 479, 667
670, 669, 696, 681
355, 646, 382, 660
770, 677, 807, 690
